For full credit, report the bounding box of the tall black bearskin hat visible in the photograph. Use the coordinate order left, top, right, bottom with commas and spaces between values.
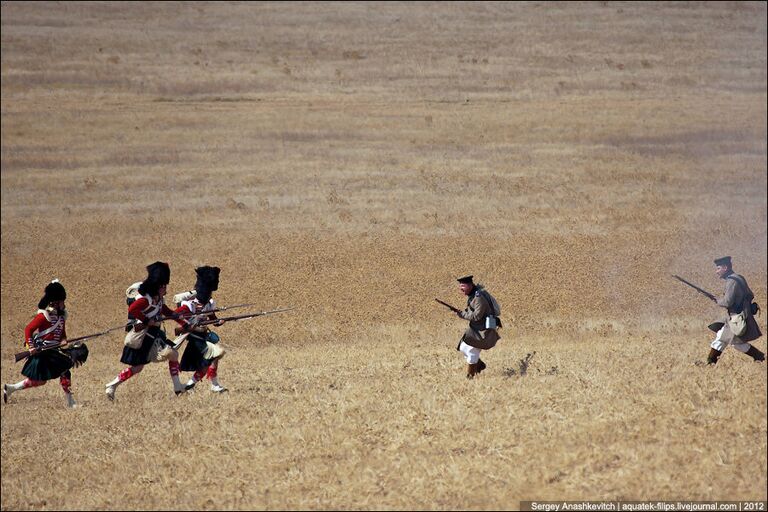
138, 261, 171, 297
38, 280, 67, 309
147, 261, 171, 285
194, 266, 220, 302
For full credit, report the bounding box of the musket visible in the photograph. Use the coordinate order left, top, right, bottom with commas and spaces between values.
216, 302, 261, 312
14, 324, 125, 363
127, 303, 265, 329
171, 307, 295, 349
434, 298, 461, 314
166, 302, 262, 318
672, 274, 717, 302
162, 303, 262, 321
197, 307, 295, 327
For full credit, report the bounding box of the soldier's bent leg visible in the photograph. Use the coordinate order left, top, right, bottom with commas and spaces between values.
185, 369, 206, 390
60, 372, 71, 394
745, 345, 766, 362
731, 342, 765, 361
109, 365, 143, 385
707, 326, 730, 365
458, 341, 481, 364
105, 365, 144, 401
4, 378, 45, 403
459, 342, 481, 379
710, 327, 729, 352
169, 360, 184, 395
707, 348, 723, 365
208, 361, 227, 392
60, 371, 77, 408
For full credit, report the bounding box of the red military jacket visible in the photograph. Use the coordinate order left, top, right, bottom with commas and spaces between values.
25, 308, 67, 348
128, 295, 187, 328
174, 298, 217, 333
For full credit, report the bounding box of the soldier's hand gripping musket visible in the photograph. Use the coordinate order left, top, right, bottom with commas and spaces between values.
176, 307, 295, 332
166, 302, 262, 320
14, 324, 124, 363
126, 302, 264, 330
435, 298, 462, 314
172, 307, 294, 349
672, 274, 717, 302
198, 307, 295, 325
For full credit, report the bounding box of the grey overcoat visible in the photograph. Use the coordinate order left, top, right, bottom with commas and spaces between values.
459, 286, 501, 350
714, 272, 762, 344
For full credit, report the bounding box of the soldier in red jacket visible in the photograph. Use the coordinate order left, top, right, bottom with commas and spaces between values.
3, 280, 88, 408
175, 266, 227, 393
104, 262, 189, 400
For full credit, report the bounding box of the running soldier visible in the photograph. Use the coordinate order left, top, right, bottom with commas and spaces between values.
707, 256, 764, 364
175, 266, 228, 393
455, 275, 502, 379
104, 262, 189, 399
3, 280, 88, 408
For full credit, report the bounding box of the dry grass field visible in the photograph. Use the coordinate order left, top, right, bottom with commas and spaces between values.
1, 1, 766, 510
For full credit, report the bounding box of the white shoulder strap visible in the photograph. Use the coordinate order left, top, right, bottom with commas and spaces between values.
32, 311, 64, 340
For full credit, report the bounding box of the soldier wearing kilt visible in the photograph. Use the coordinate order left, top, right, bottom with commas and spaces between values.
3, 280, 88, 408
104, 262, 189, 400
176, 266, 228, 393
455, 275, 501, 379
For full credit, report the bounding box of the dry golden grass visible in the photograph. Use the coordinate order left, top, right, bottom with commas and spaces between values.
1, 1, 766, 510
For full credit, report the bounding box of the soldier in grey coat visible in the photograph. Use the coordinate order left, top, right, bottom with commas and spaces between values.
707, 256, 764, 364
455, 275, 501, 378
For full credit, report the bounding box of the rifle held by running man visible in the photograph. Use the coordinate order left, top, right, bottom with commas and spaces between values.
14, 324, 125, 362
435, 298, 461, 314
671, 274, 717, 302
171, 307, 295, 348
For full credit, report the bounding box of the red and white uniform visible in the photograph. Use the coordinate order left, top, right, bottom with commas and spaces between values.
25, 308, 67, 348
128, 295, 180, 327
175, 298, 217, 330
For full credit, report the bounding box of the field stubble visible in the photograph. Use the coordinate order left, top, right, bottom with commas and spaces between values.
2, 1, 766, 509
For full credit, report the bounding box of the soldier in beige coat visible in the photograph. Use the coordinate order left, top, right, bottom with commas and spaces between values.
455, 275, 501, 379
707, 256, 764, 364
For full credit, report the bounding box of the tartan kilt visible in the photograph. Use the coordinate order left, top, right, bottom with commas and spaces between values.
180, 331, 224, 372
120, 326, 169, 366
21, 349, 74, 381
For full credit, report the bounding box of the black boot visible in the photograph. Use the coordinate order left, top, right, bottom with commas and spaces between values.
707, 348, 722, 365
745, 345, 765, 362
477, 359, 487, 374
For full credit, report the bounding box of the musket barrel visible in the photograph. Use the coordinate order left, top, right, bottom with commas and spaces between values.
12, 324, 123, 362
435, 298, 460, 313
672, 274, 716, 300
